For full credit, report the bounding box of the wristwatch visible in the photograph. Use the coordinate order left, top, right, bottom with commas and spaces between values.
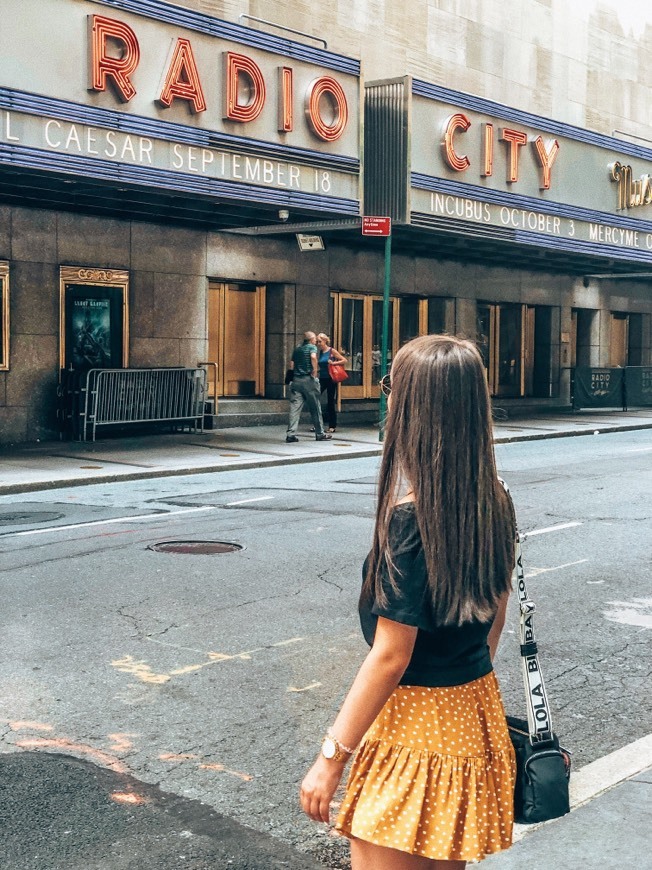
321, 734, 354, 763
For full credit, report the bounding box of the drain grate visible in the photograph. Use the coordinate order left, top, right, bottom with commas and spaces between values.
0, 510, 65, 527
148, 540, 243, 555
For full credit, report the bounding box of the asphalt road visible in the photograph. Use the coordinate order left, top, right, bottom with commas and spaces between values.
0, 429, 651, 869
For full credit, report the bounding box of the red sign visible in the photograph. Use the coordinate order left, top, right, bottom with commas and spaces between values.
362, 216, 391, 236
88, 14, 349, 141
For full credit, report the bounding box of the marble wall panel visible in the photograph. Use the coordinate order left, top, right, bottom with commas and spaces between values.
265, 283, 295, 335
57, 213, 131, 269
328, 245, 379, 292
131, 223, 206, 276
11, 208, 58, 264
0, 206, 10, 259
206, 233, 297, 283
130, 337, 181, 367
389, 254, 417, 294
129, 271, 156, 341
179, 338, 208, 367
295, 248, 330, 288
5, 334, 57, 406
10, 262, 59, 335
26, 399, 58, 441
295, 284, 329, 341
152, 273, 206, 339
0, 406, 29, 444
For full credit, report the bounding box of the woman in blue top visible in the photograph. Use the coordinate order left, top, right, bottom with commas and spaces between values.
316, 333, 347, 432
300, 334, 517, 868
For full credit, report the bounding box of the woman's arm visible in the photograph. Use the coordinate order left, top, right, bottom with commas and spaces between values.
487, 589, 510, 661
329, 348, 348, 366
300, 616, 417, 824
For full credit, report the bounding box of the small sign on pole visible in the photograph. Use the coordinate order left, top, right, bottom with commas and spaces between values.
362, 216, 391, 237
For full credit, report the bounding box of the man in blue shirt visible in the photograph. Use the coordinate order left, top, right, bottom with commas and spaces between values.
286, 331, 332, 442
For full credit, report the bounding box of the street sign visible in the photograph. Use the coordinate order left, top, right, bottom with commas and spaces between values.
296, 234, 325, 251
362, 216, 391, 236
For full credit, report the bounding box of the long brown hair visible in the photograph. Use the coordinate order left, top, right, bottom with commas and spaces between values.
364, 335, 515, 626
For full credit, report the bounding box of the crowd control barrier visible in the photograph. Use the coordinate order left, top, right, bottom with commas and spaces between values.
58, 367, 206, 441
572, 366, 652, 410
624, 367, 652, 409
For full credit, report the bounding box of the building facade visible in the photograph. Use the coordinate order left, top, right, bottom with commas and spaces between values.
1, 0, 651, 443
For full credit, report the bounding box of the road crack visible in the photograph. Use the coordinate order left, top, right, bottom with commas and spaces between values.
318, 570, 343, 593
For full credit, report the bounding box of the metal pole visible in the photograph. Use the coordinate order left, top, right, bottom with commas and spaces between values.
379, 232, 392, 441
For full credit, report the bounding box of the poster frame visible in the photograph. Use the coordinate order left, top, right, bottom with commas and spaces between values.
0, 262, 9, 371
59, 266, 129, 372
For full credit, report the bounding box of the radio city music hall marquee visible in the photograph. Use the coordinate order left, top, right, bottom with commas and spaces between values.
400, 89, 652, 257
0, 3, 360, 206
436, 110, 652, 215
87, 15, 349, 142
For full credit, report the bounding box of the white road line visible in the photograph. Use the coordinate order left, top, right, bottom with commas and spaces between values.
525, 559, 588, 578
625, 446, 652, 453
523, 521, 582, 539
513, 732, 652, 841
226, 496, 274, 506
0, 506, 215, 538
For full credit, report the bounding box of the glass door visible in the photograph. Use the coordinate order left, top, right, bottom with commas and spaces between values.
370, 297, 396, 395
497, 303, 524, 397
476, 303, 496, 392
333, 293, 399, 398
337, 294, 365, 398
477, 302, 525, 397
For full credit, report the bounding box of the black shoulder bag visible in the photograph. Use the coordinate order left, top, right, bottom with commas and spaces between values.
504, 486, 572, 824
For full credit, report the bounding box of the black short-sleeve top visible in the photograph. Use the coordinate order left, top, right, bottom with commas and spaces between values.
359, 503, 495, 688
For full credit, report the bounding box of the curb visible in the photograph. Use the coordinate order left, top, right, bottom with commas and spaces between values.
0, 447, 384, 496
494, 420, 652, 444
2, 421, 652, 496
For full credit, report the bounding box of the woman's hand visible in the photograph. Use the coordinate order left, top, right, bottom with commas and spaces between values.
299, 755, 346, 824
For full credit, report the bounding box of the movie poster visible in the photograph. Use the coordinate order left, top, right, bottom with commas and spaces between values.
61, 273, 127, 373
69, 297, 112, 369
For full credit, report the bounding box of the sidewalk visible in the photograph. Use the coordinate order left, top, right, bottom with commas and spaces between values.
2, 408, 652, 495
481, 763, 652, 869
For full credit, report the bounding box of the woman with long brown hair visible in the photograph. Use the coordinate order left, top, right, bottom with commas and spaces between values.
300, 335, 517, 869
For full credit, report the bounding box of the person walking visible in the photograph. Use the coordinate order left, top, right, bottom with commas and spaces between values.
300, 334, 517, 868
285, 331, 332, 443
316, 333, 347, 432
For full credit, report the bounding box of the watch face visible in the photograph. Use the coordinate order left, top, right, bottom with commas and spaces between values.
322, 737, 336, 759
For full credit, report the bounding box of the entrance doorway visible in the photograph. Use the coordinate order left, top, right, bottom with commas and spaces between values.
610, 312, 629, 367
477, 302, 523, 397
477, 302, 554, 397
333, 293, 398, 398
207, 282, 266, 397
332, 293, 452, 398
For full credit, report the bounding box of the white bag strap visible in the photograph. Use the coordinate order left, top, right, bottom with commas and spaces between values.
500, 480, 555, 745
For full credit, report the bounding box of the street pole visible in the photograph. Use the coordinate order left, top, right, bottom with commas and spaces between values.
379, 231, 392, 441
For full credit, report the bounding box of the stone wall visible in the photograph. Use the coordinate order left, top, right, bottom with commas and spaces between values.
175, 0, 652, 142
2, 204, 652, 442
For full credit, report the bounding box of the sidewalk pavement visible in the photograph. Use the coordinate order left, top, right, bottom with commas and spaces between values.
2, 408, 652, 495
481, 763, 652, 869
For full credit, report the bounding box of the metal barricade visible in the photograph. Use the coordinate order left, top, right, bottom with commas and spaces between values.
80, 367, 206, 441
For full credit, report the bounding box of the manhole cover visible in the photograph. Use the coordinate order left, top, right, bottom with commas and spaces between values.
147, 540, 243, 555
0, 510, 65, 527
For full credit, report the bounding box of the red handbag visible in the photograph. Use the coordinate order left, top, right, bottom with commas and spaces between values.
328, 360, 349, 383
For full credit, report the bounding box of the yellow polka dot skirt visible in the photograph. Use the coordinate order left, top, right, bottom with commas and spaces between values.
335, 671, 516, 862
